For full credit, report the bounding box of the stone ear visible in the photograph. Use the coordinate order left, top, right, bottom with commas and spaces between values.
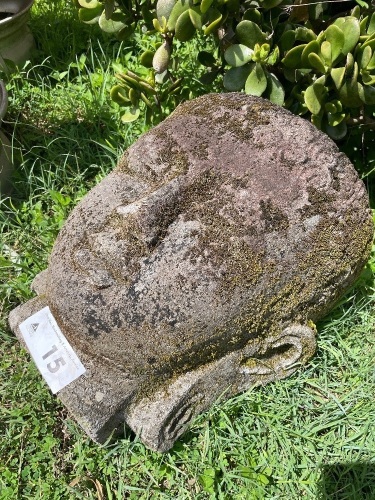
240, 324, 317, 383
123, 325, 317, 452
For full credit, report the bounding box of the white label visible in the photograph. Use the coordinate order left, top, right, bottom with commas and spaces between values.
19, 306, 86, 394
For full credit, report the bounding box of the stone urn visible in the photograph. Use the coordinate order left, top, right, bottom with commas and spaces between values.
0, 0, 35, 68
0, 80, 13, 193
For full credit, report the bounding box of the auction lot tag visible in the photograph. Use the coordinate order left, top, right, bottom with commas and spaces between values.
19, 306, 86, 394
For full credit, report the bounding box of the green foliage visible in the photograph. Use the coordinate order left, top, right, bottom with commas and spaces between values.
1, 1, 375, 497
75, 0, 375, 168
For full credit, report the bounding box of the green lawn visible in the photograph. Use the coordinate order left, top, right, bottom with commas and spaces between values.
1, 1, 374, 498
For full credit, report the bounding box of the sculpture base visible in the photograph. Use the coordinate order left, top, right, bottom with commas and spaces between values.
9, 290, 316, 452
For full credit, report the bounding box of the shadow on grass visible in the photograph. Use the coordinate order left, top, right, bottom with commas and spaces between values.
318, 463, 375, 499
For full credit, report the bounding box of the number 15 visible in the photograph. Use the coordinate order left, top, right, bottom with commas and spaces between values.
42, 344, 66, 373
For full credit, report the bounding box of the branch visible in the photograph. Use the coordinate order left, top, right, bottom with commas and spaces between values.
347, 116, 375, 129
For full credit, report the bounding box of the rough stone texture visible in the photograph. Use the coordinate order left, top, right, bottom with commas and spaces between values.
9, 93, 373, 452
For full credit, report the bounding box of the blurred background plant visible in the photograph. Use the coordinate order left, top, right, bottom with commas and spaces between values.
75, 0, 375, 181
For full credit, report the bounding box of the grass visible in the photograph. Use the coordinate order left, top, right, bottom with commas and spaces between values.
1, 0, 375, 498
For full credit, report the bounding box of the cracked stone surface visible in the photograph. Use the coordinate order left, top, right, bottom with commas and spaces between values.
9, 93, 373, 452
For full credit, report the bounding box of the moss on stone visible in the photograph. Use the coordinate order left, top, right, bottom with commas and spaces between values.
170, 93, 272, 142
45, 93, 374, 390
259, 199, 289, 231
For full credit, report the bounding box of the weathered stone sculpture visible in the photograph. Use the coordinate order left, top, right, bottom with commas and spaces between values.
9, 93, 373, 452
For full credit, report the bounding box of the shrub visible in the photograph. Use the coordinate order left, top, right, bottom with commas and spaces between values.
75, 1, 375, 173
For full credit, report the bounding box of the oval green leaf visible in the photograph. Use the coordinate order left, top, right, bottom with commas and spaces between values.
78, 5, 102, 23
279, 30, 296, 54
104, 0, 116, 19
266, 46, 279, 65
155, 70, 169, 84
283, 67, 311, 83
265, 72, 285, 105
223, 65, 251, 91
243, 8, 261, 23
320, 41, 332, 66
189, 7, 203, 29
121, 106, 140, 123
200, 0, 213, 14
325, 120, 347, 140
324, 24, 345, 63
362, 71, 375, 85
282, 44, 306, 69
304, 82, 326, 115
128, 88, 138, 107
311, 113, 323, 129
117, 23, 136, 41
333, 16, 360, 55
198, 50, 216, 67
110, 85, 131, 105
99, 10, 126, 33
295, 27, 317, 43
203, 10, 222, 36
366, 50, 375, 70
236, 20, 267, 49
225, 44, 254, 67
78, 0, 101, 8
352, 60, 359, 84
362, 84, 375, 104
175, 9, 196, 41
351, 4, 361, 18
367, 12, 375, 35
167, 0, 190, 31
346, 52, 355, 74
308, 52, 326, 73
301, 40, 320, 67
359, 45, 372, 69
360, 34, 375, 51
140, 50, 155, 68
330, 66, 346, 89
327, 112, 345, 127
360, 15, 369, 35
245, 63, 267, 96
156, 0, 177, 22
339, 80, 363, 107
325, 102, 337, 113
199, 69, 219, 85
